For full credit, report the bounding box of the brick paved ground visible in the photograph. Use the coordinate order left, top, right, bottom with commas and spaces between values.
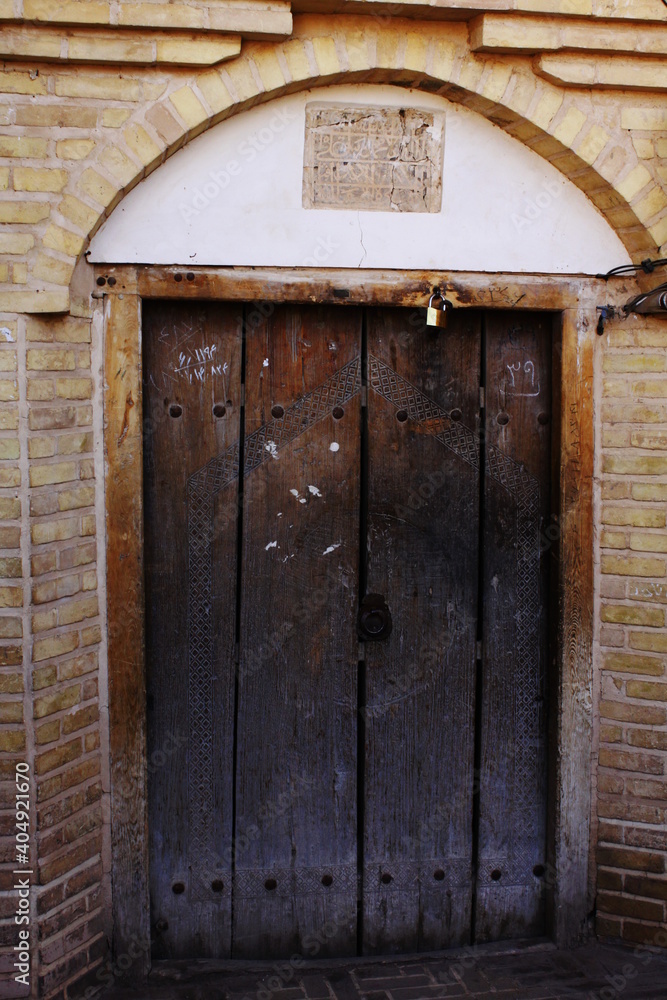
104, 941, 667, 1000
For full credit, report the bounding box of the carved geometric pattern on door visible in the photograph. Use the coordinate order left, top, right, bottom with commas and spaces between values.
234, 864, 358, 899
363, 859, 472, 892
368, 356, 481, 470
476, 849, 542, 888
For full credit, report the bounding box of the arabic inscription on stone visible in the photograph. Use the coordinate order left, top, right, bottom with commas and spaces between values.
303, 104, 444, 213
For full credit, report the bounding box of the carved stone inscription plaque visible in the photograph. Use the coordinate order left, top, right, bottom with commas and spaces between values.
303, 104, 444, 213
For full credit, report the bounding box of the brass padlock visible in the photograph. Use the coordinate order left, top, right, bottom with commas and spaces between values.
426, 292, 451, 329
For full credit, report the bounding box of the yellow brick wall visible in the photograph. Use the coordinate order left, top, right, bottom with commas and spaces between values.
596, 313, 667, 948
0, 312, 104, 998
0, 3, 665, 996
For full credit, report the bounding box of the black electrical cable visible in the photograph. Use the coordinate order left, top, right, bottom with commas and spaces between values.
596, 257, 667, 280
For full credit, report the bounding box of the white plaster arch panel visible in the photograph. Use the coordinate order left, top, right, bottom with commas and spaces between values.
88, 84, 631, 274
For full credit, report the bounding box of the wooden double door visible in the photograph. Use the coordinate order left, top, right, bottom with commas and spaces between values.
143, 299, 553, 960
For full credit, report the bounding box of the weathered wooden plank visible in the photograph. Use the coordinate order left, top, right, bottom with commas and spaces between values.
474, 311, 552, 942
234, 303, 362, 958
127, 267, 599, 311
363, 308, 480, 953
143, 300, 243, 958
104, 292, 151, 975
552, 307, 595, 946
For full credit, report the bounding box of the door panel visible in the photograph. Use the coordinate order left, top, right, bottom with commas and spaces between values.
144, 300, 553, 961
234, 304, 363, 957
475, 312, 552, 941
363, 309, 481, 953
144, 300, 243, 957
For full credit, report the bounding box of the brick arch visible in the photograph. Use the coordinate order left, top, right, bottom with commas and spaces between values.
65, 16, 664, 301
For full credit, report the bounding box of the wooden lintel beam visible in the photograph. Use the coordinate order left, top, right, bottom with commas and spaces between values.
91, 265, 639, 312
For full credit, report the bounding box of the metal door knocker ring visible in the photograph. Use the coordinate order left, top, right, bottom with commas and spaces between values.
358, 594, 392, 641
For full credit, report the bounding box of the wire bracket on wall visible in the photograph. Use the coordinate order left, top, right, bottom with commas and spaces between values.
596, 257, 667, 281
596, 306, 619, 336
596, 257, 667, 320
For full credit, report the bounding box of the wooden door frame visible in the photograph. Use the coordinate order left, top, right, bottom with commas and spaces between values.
99, 264, 622, 976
